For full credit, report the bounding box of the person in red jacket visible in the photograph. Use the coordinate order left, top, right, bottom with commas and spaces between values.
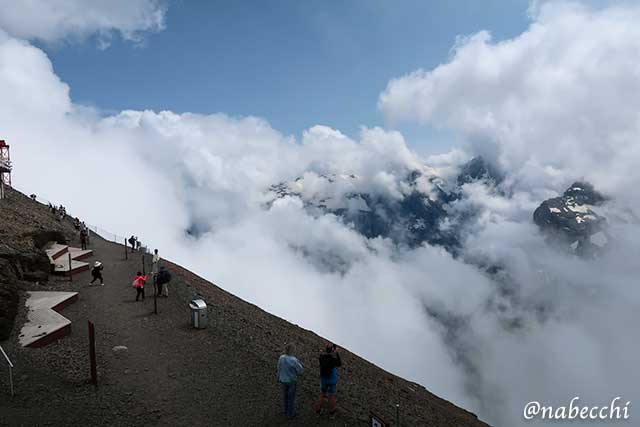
133, 271, 147, 301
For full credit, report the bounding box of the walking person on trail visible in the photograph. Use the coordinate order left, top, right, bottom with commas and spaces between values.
315, 343, 342, 419
151, 249, 160, 289
82, 222, 90, 244
89, 261, 104, 286
80, 228, 88, 250
155, 266, 171, 297
277, 343, 304, 419
128, 235, 136, 252
151, 249, 160, 274
133, 271, 147, 301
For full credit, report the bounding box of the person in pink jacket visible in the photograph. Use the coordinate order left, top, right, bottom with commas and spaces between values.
133, 272, 147, 301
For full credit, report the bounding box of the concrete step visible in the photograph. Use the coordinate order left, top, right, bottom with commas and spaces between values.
46, 243, 93, 275
19, 291, 78, 348
68, 247, 94, 261
45, 243, 68, 262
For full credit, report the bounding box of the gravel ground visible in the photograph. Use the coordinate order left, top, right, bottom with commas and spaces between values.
0, 191, 490, 427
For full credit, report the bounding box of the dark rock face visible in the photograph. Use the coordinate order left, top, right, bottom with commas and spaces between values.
533, 182, 609, 255
457, 156, 502, 186
267, 170, 460, 254
264, 157, 507, 261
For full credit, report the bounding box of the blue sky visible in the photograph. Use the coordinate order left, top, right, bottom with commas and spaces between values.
38, 0, 530, 154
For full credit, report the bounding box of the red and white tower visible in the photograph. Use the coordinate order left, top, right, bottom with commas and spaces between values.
0, 139, 12, 199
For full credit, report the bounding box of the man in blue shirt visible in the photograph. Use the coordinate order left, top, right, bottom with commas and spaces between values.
277, 343, 304, 419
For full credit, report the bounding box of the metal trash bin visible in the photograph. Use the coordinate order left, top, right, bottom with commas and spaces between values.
189, 299, 207, 329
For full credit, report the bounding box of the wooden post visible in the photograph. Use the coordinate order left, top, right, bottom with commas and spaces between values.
68, 252, 73, 282
153, 277, 158, 315
142, 253, 146, 275
124, 238, 128, 260
88, 321, 97, 386
395, 404, 400, 427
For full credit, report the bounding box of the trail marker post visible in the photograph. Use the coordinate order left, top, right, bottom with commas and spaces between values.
153, 275, 158, 315
88, 321, 97, 386
68, 252, 73, 282
124, 238, 128, 260
0, 344, 14, 396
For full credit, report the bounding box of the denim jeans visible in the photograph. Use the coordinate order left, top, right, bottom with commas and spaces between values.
282, 382, 297, 418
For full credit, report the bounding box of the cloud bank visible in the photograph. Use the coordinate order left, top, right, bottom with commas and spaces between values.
380, 1, 640, 205
2, 2, 640, 426
0, 0, 165, 45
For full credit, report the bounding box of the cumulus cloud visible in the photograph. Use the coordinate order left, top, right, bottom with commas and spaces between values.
379, 1, 640, 202
3, 2, 640, 426
0, 0, 165, 45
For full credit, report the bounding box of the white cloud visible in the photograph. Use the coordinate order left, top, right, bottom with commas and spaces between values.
379, 1, 640, 201
0, 0, 165, 44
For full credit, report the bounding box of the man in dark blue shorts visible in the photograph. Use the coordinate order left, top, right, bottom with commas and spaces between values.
315, 343, 342, 418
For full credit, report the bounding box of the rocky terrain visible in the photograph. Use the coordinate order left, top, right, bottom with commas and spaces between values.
0, 188, 75, 340
0, 188, 490, 426
533, 181, 610, 256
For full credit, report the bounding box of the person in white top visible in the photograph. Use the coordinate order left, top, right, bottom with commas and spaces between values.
151, 249, 160, 295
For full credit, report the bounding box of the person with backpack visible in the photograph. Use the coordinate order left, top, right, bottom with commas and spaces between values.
128, 235, 136, 252
155, 266, 171, 297
133, 271, 147, 301
82, 222, 90, 244
315, 343, 342, 418
277, 343, 304, 419
89, 261, 104, 286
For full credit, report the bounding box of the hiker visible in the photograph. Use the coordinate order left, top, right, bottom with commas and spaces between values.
133, 271, 147, 301
155, 266, 171, 297
89, 261, 104, 286
151, 249, 160, 275
277, 343, 304, 419
73, 217, 80, 231
128, 235, 136, 252
80, 228, 88, 250
315, 343, 342, 419
81, 222, 90, 244
135, 238, 141, 251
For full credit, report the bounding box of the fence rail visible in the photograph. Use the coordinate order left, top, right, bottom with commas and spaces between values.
0, 344, 14, 396
31, 194, 148, 251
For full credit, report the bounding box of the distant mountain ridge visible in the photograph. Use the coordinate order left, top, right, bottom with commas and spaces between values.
265, 157, 620, 261
265, 156, 503, 258
533, 181, 610, 256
